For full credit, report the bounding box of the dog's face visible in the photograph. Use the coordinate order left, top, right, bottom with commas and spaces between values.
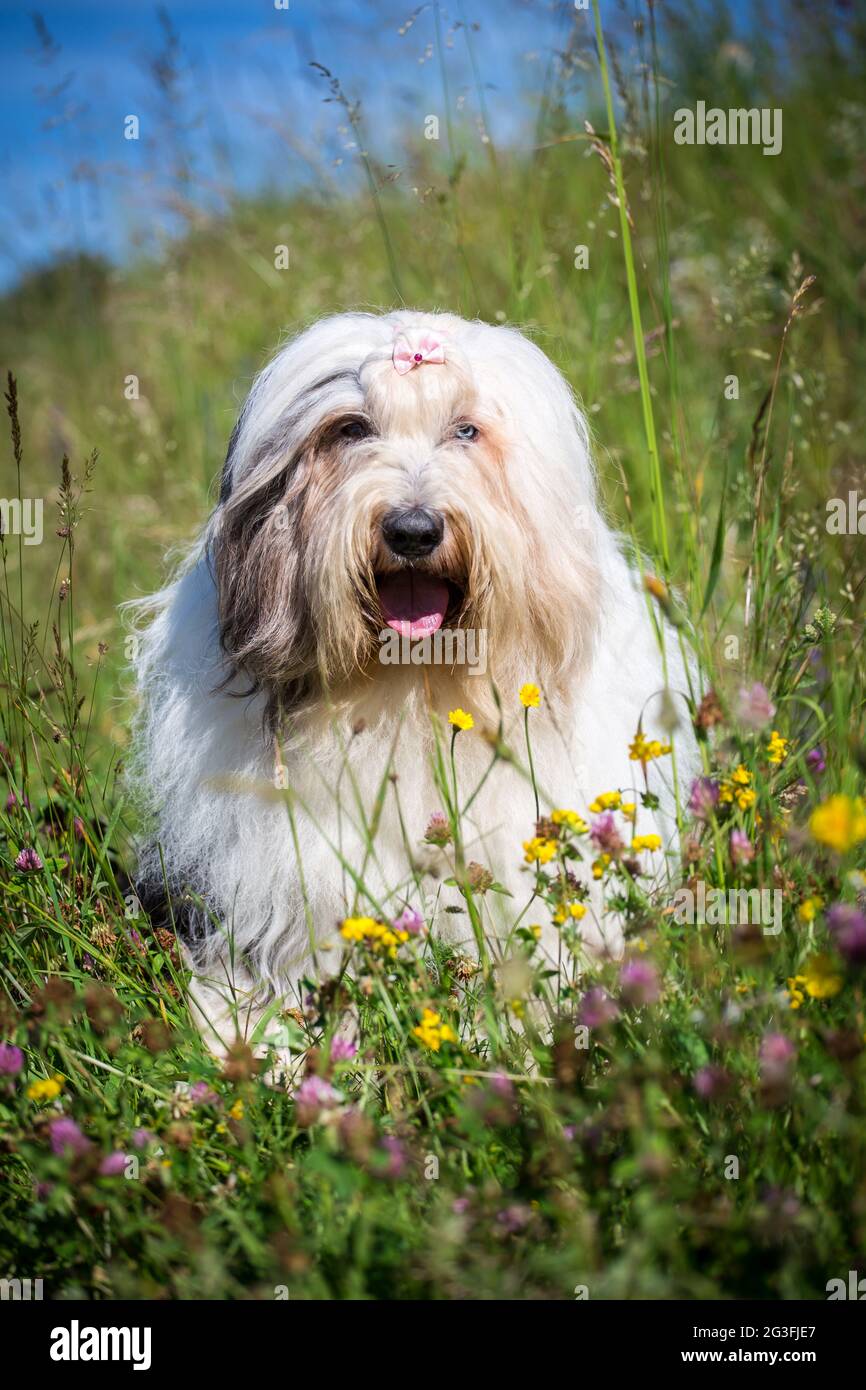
212, 312, 601, 714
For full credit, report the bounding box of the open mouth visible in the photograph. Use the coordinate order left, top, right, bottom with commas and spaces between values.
375, 570, 464, 639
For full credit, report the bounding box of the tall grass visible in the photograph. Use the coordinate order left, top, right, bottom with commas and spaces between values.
0, 1, 865, 1299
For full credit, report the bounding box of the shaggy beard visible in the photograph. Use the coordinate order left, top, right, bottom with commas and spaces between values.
213, 455, 600, 730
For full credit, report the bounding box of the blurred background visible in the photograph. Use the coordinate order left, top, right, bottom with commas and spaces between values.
0, 0, 863, 754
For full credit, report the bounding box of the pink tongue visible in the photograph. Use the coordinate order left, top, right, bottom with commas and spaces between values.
377, 571, 450, 638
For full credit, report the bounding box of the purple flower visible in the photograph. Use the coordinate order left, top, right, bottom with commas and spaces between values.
5, 790, 29, 811
688, 777, 720, 821
295, 1075, 340, 1125
0, 1042, 24, 1076
805, 746, 826, 777
496, 1203, 531, 1234
131, 1128, 154, 1149
730, 828, 755, 866
424, 812, 452, 847
693, 1065, 730, 1100
48, 1117, 90, 1156
619, 959, 661, 1007
760, 1032, 796, 1090
589, 812, 624, 855
488, 1071, 514, 1099
189, 1081, 218, 1105
736, 681, 776, 730
451, 1196, 471, 1215
15, 847, 43, 872
99, 1151, 128, 1176
827, 903, 866, 966
379, 1135, 407, 1179
392, 906, 425, 936
330, 1037, 358, 1062
578, 986, 619, 1029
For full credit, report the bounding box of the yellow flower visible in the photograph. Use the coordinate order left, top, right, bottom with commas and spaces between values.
26, 1075, 64, 1102
229, 1098, 245, 1121
767, 730, 790, 765
523, 836, 557, 866
591, 854, 611, 880
798, 895, 823, 924
568, 902, 587, 920
551, 808, 588, 833
719, 765, 756, 812
629, 732, 672, 763
809, 795, 866, 854
519, 682, 540, 709
529, 923, 542, 940
412, 1007, 457, 1051
448, 708, 474, 732
631, 834, 662, 853
620, 802, 637, 822
589, 790, 622, 813
340, 916, 409, 958
787, 975, 806, 1009
802, 953, 843, 999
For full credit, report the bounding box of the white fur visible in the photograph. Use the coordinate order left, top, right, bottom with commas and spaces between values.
127, 311, 698, 1050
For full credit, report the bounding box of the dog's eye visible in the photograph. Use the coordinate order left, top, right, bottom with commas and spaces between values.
454, 422, 479, 442
339, 418, 372, 442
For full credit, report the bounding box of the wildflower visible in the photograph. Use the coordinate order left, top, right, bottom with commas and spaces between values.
730, 828, 755, 866
522, 835, 557, 866
786, 975, 806, 1009
519, 682, 540, 709
801, 953, 843, 999
330, 1037, 358, 1062
797, 895, 823, 924
766, 730, 790, 765
48, 1117, 90, 1156
693, 1065, 731, 1101
228, 1098, 244, 1121
551, 808, 588, 833
99, 1151, 128, 1176
131, 1128, 154, 1149
14, 847, 43, 872
5, 790, 29, 811
809, 795, 866, 854
0, 1043, 24, 1076
688, 777, 720, 821
619, 959, 661, 1007
827, 903, 866, 965
295, 1075, 341, 1126
588, 790, 621, 813
496, 1203, 531, 1234
736, 682, 776, 730
392, 906, 425, 935
378, 1136, 407, 1180
27, 1075, 63, 1102
591, 854, 611, 880
805, 746, 826, 776
628, 732, 672, 764
590, 813, 624, 855
189, 1081, 218, 1105
719, 765, 756, 812
760, 1032, 796, 1080
448, 707, 474, 732
489, 1072, 514, 1100
578, 987, 619, 1029
465, 861, 493, 893
424, 811, 452, 847
412, 1007, 457, 1051
631, 833, 662, 853
620, 801, 637, 822
340, 916, 409, 958
694, 689, 724, 732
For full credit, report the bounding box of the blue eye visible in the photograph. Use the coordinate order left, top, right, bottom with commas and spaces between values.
455, 422, 479, 442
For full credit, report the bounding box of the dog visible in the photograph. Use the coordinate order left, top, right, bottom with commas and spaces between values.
128, 310, 698, 1058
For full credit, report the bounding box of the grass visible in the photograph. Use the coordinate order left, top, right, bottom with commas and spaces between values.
1, 1, 865, 1299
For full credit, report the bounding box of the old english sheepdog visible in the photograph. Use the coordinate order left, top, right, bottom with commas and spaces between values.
128, 311, 698, 1055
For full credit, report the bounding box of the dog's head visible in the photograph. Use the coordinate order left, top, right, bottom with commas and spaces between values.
211, 311, 602, 715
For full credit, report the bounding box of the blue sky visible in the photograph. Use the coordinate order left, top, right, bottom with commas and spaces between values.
0, 0, 771, 289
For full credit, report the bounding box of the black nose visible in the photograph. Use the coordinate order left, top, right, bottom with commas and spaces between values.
381, 507, 444, 559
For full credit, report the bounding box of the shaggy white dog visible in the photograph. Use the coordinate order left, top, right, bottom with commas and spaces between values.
129, 311, 697, 1054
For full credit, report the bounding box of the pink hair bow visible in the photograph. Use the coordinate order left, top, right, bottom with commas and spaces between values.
392, 330, 447, 375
